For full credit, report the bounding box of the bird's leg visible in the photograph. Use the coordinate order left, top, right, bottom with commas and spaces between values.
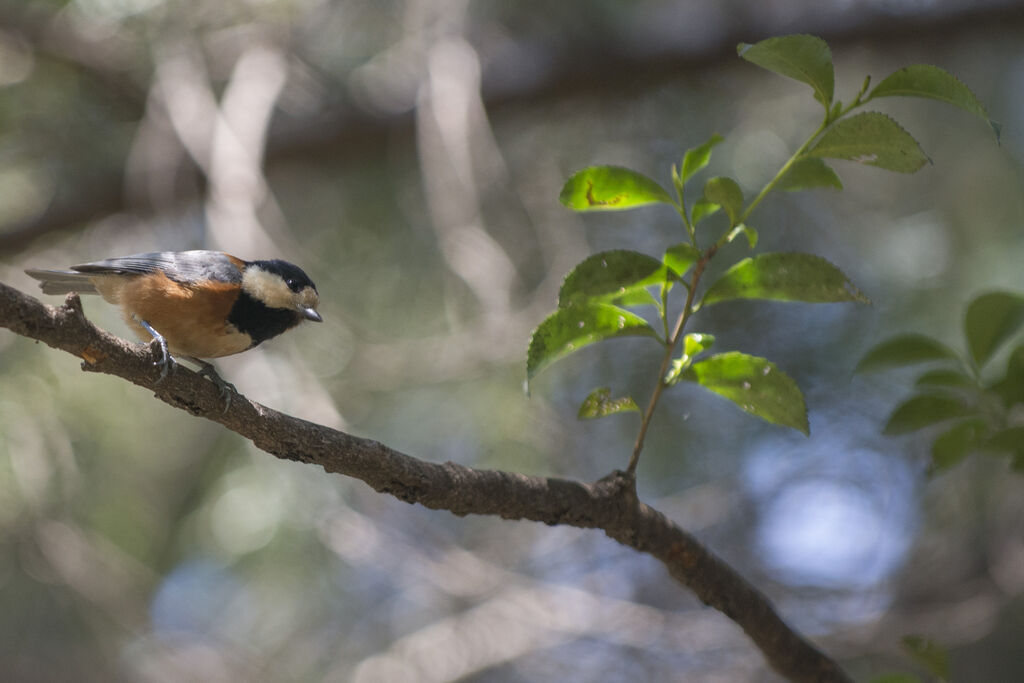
183, 357, 236, 411
137, 318, 176, 382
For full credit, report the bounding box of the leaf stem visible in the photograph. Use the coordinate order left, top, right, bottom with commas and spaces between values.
627, 249, 712, 476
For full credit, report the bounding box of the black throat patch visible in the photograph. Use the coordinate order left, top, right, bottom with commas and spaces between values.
227, 289, 302, 347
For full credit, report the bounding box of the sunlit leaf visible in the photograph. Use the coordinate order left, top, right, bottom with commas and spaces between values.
809, 112, 929, 173
737, 34, 834, 107
559, 250, 670, 308
682, 352, 808, 434
965, 291, 1024, 368
578, 387, 640, 419
691, 198, 720, 225
778, 156, 843, 191
702, 252, 868, 306
931, 418, 986, 472
726, 223, 758, 249
703, 176, 743, 226
883, 395, 968, 435
683, 333, 716, 358
665, 333, 716, 386
527, 303, 660, 381
856, 334, 960, 373
680, 133, 724, 183
901, 636, 950, 681
614, 289, 661, 308
560, 166, 673, 211
868, 64, 999, 140
663, 243, 700, 278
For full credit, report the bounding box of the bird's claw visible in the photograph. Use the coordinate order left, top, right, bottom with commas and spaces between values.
195, 361, 236, 412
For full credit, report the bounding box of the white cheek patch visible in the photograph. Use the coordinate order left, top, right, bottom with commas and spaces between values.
241, 267, 296, 310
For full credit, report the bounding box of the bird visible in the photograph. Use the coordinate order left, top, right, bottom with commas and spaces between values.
25, 250, 322, 400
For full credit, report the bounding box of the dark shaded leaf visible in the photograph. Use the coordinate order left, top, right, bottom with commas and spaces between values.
702, 252, 868, 306
682, 352, 808, 434
868, 64, 999, 140
883, 395, 968, 435
856, 334, 959, 373
560, 166, 673, 211
914, 368, 974, 389
578, 387, 640, 419
983, 426, 1024, 458
778, 156, 843, 191
738, 34, 834, 107
868, 675, 922, 683
703, 176, 743, 226
527, 303, 660, 381
559, 250, 670, 308
809, 112, 929, 173
990, 343, 1024, 406
931, 419, 987, 472
965, 291, 1024, 368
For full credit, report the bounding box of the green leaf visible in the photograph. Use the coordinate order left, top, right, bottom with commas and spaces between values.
578, 387, 640, 419
725, 223, 758, 249
527, 303, 660, 381
914, 368, 974, 389
665, 333, 716, 386
559, 250, 670, 308
965, 291, 1024, 368
614, 289, 660, 308
703, 176, 743, 226
856, 334, 960, 373
868, 64, 999, 140
683, 332, 716, 358
931, 418, 987, 472
702, 252, 868, 306
737, 34, 834, 107
663, 243, 700, 278
808, 112, 929, 173
990, 343, 1024, 406
691, 198, 720, 225
682, 352, 809, 435
778, 156, 843, 191
681, 134, 724, 183
560, 166, 673, 211
984, 427, 1024, 459
883, 395, 968, 435
901, 636, 950, 681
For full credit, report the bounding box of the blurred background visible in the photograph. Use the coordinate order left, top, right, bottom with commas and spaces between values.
0, 0, 1023, 681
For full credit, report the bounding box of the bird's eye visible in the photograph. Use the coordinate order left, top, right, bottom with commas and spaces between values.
286, 278, 296, 287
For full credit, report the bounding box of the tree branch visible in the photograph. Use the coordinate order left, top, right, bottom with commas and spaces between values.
0, 279, 852, 683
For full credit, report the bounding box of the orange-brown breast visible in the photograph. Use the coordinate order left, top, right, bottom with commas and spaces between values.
100, 271, 253, 358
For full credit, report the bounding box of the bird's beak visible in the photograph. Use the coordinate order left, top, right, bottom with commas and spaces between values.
302, 308, 323, 322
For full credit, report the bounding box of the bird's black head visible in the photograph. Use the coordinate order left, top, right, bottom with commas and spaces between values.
253, 259, 318, 294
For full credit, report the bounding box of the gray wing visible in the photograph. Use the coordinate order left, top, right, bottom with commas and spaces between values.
71, 250, 244, 284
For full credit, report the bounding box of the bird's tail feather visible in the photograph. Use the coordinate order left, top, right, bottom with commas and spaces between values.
24, 269, 99, 295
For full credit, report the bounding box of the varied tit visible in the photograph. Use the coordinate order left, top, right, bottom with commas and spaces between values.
25, 250, 322, 395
